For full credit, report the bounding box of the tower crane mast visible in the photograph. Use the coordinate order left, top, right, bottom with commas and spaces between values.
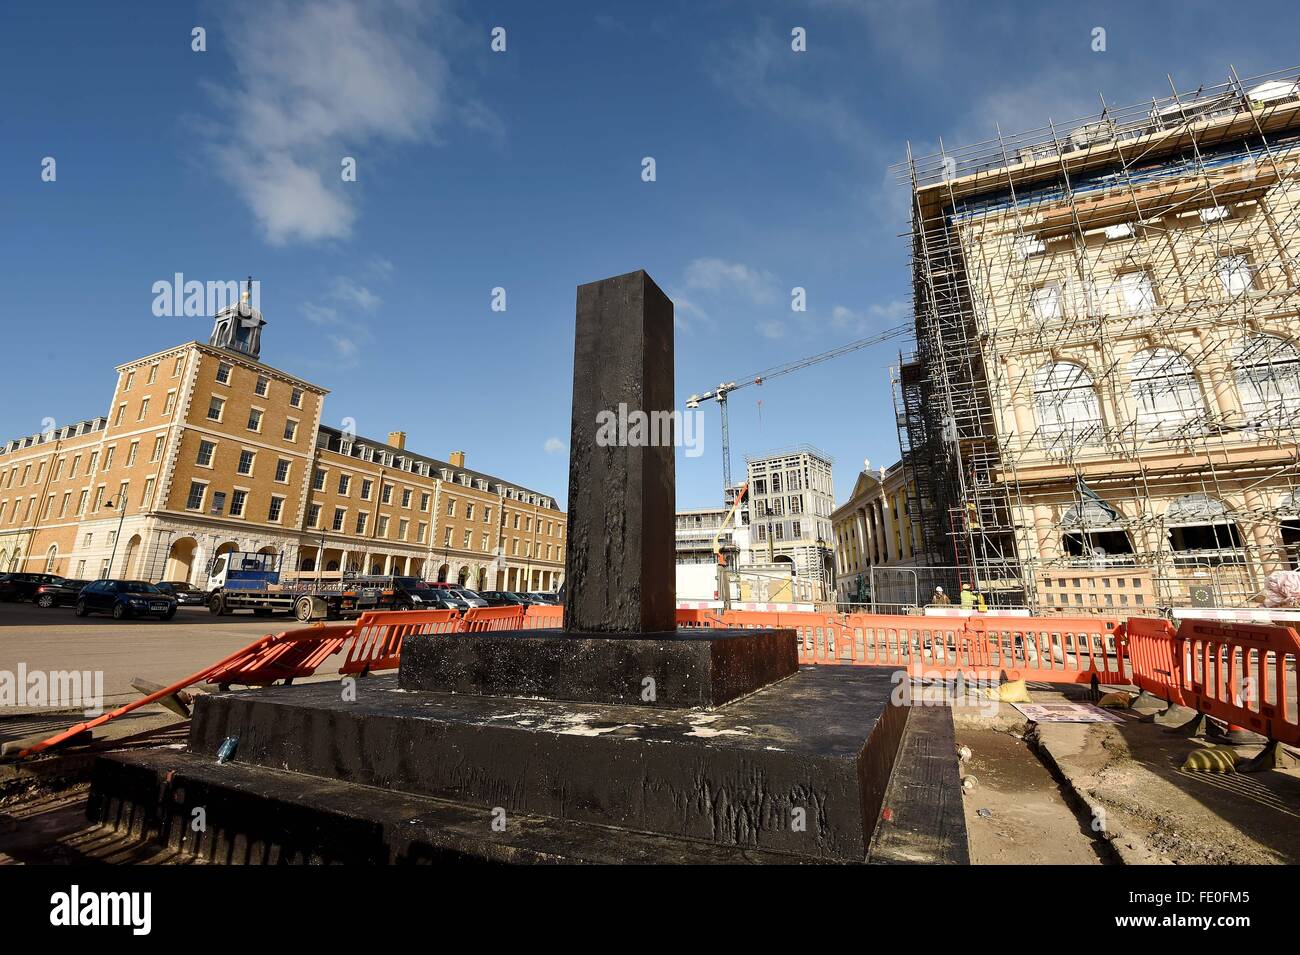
686, 321, 911, 498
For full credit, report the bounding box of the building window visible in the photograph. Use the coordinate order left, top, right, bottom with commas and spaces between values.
481, 533, 489, 551
399, 519, 409, 540
268, 496, 284, 523
1217, 254, 1256, 297
114, 403, 126, 426
1116, 270, 1156, 314
137, 397, 150, 420
102, 446, 115, 471
185, 482, 206, 511
307, 503, 321, 527
216, 362, 232, 384
283, 419, 298, 441
163, 391, 176, 416
275, 459, 291, 482
1165, 493, 1244, 566
1033, 362, 1102, 446
207, 396, 224, 421
210, 491, 226, 515
125, 442, 138, 467
290, 387, 303, 408
356, 479, 370, 500
418, 521, 428, 543
255, 375, 269, 397
338, 474, 351, 496
141, 478, 154, 509
1128, 348, 1203, 437
173, 356, 184, 377
381, 484, 392, 505
1234, 334, 1300, 424
420, 492, 430, 511
313, 468, 326, 491
355, 512, 368, 534
447, 498, 456, 516
124, 371, 134, 391
151, 436, 166, 462
332, 507, 346, 531
196, 440, 216, 467
246, 408, 263, 432
444, 527, 453, 546
401, 488, 412, 508
237, 450, 255, 475
146, 364, 157, 385
377, 515, 389, 537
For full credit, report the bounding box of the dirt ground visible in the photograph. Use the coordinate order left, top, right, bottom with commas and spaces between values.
1032, 709, 1300, 865
956, 724, 1108, 865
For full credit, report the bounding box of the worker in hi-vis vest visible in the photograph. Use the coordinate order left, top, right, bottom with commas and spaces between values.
959, 583, 976, 609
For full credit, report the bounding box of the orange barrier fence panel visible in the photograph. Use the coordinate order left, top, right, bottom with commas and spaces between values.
206, 625, 356, 686
1174, 619, 1300, 745
965, 616, 1130, 685
1124, 616, 1183, 701
522, 604, 564, 629
460, 605, 527, 632
342, 609, 462, 674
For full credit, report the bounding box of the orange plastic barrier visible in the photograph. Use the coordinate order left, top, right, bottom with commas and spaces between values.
460, 604, 527, 632
1122, 616, 1180, 699
207, 625, 356, 686
521, 604, 564, 628
675, 609, 1126, 684
1173, 618, 1300, 746
341, 609, 461, 674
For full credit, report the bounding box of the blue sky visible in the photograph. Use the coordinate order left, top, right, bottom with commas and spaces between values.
3, 1, 1298, 509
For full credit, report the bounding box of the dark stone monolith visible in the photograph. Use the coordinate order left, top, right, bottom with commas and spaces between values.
562, 270, 676, 634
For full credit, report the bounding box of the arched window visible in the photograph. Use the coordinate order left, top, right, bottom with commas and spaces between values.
1128, 348, 1203, 437
44, 545, 58, 574
1234, 334, 1300, 425
1032, 362, 1101, 445
1164, 493, 1244, 565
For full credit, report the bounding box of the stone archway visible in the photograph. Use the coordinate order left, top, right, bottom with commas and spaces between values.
457, 565, 470, 587
437, 563, 449, 583
121, 534, 142, 579
165, 537, 199, 583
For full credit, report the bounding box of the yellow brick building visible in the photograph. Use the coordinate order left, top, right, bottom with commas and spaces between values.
0, 302, 565, 593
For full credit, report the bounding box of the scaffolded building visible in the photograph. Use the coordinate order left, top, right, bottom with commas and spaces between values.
894, 66, 1300, 612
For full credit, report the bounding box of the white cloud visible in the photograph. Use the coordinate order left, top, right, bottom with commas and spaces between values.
205, 0, 476, 245
543, 437, 564, 454
830, 299, 911, 335
330, 277, 382, 312
682, 257, 779, 305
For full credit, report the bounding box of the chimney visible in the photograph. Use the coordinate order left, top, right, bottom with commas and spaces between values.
449, 450, 465, 468
387, 431, 406, 450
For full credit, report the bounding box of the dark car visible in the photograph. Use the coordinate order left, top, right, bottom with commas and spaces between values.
75, 580, 177, 620
33, 578, 91, 608
525, 591, 560, 605
0, 572, 64, 602
154, 581, 208, 606
480, 590, 537, 607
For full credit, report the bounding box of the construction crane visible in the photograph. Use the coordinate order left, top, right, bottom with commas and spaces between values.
686, 321, 912, 497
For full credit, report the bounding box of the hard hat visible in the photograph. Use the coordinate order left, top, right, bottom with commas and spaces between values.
961, 583, 971, 589
935, 586, 943, 593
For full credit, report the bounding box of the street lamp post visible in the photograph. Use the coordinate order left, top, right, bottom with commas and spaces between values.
105, 493, 129, 578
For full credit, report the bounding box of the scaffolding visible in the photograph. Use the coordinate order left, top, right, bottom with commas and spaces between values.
893, 65, 1300, 611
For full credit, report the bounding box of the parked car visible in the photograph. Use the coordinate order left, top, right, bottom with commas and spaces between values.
154, 581, 209, 606
479, 590, 536, 607
420, 589, 471, 611
449, 588, 488, 608
0, 572, 65, 602
387, 577, 441, 610
525, 591, 560, 605
75, 580, 178, 620
33, 578, 92, 608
